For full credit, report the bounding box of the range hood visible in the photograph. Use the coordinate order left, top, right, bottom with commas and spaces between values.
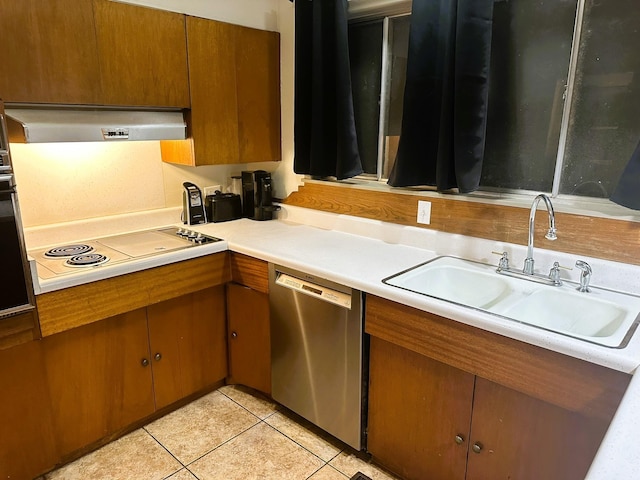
5, 105, 187, 143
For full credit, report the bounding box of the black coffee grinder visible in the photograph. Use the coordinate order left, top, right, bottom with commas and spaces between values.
241, 170, 278, 221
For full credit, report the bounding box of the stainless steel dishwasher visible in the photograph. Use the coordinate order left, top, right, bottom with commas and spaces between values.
269, 263, 366, 450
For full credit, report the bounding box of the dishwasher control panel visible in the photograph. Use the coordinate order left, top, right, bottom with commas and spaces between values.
275, 272, 353, 309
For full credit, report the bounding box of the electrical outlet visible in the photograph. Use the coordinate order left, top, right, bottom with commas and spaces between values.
417, 200, 431, 225
203, 185, 221, 197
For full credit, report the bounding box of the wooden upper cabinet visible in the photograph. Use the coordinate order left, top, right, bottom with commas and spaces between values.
0, 0, 101, 104
0, 0, 190, 107
92, 0, 190, 108
236, 25, 281, 163
161, 17, 281, 166
185, 17, 240, 165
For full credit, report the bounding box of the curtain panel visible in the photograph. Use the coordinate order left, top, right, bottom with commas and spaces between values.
293, 0, 364, 180
388, 0, 495, 193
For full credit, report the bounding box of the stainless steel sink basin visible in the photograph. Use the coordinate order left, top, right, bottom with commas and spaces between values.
383, 256, 640, 348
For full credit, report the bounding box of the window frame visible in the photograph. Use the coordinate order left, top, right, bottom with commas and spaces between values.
344, 0, 640, 221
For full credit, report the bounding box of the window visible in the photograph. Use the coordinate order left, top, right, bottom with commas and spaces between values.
348, 0, 640, 201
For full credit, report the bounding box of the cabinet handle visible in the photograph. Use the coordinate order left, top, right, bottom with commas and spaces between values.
231, 331, 238, 338
472, 442, 483, 454
454, 434, 465, 445
154, 352, 162, 361
141, 358, 149, 367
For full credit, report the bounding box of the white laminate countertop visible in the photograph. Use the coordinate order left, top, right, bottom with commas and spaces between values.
23, 204, 640, 480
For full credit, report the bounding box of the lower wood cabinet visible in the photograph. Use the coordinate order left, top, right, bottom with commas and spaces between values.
43, 286, 227, 460
466, 376, 608, 480
366, 295, 630, 480
368, 337, 474, 480
226, 252, 271, 395
369, 337, 610, 480
43, 308, 155, 459
0, 339, 58, 480
147, 286, 227, 409
226, 282, 271, 394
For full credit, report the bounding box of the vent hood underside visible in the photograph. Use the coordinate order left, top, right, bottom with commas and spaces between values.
5, 106, 187, 143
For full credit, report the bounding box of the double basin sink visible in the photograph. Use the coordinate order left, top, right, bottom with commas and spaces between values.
383, 256, 640, 348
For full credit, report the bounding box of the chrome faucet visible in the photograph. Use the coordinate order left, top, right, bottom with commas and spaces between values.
523, 194, 557, 275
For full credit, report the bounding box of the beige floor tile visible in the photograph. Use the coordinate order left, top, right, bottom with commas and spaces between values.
45, 429, 181, 480
144, 390, 259, 465
308, 465, 349, 479
189, 422, 325, 480
166, 468, 199, 480
219, 384, 278, 419
265, 411, 342, 462
329, 452, 400, 480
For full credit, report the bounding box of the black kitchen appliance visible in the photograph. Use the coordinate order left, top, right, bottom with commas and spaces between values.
182, 182, 206, 225
205, 191, 242, 223
0, 99, 37, 319
241, 170, 278, 221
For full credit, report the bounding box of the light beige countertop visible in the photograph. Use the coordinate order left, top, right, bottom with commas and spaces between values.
23, 204, 640, 480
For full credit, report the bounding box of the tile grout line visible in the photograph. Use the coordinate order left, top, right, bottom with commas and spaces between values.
218, 388, 353, 476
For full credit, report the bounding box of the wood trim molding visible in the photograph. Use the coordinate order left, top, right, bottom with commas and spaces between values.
36, 253, 231, 337
283, 182, 640, 266
365, 295, 630, 422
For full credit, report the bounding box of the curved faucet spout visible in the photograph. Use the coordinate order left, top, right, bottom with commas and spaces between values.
524, 194, 557, 275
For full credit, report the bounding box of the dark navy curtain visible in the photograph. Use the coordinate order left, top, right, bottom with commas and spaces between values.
611, 139, 640, 209
388, 0, 495, 192
293, 0, 364, 180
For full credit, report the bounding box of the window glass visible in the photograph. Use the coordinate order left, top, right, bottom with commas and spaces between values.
382, 15, 410, 178
561, 0, 640, 198
347, 1, 637, 203
481, 0, 577, 192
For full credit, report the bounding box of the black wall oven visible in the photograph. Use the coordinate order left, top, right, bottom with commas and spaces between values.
0, 100, 36, 319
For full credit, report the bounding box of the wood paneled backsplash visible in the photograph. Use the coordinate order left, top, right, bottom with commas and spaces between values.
283, 182, 640, 266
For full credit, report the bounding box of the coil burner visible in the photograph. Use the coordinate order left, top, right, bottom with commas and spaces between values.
44, 244, 93, 258
65, 253, 109, 267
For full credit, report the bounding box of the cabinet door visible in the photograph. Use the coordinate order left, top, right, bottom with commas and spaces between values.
367, 337, 475, 480
43, 309, 155, 458
236, 26, 281, 163
226, 283, 271, 394
0, 339, 59, 479
93, 0, 190, 107
184, 16, 240, 165
467, 377, 610, 480
147, 286, 227, 410
163, 17, 281, 166
0, 0, 101, 104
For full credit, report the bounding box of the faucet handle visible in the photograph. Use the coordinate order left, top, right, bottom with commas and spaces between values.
575, 260, 592, 293
492, 251, 510, 271
548, 262, 571, 286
